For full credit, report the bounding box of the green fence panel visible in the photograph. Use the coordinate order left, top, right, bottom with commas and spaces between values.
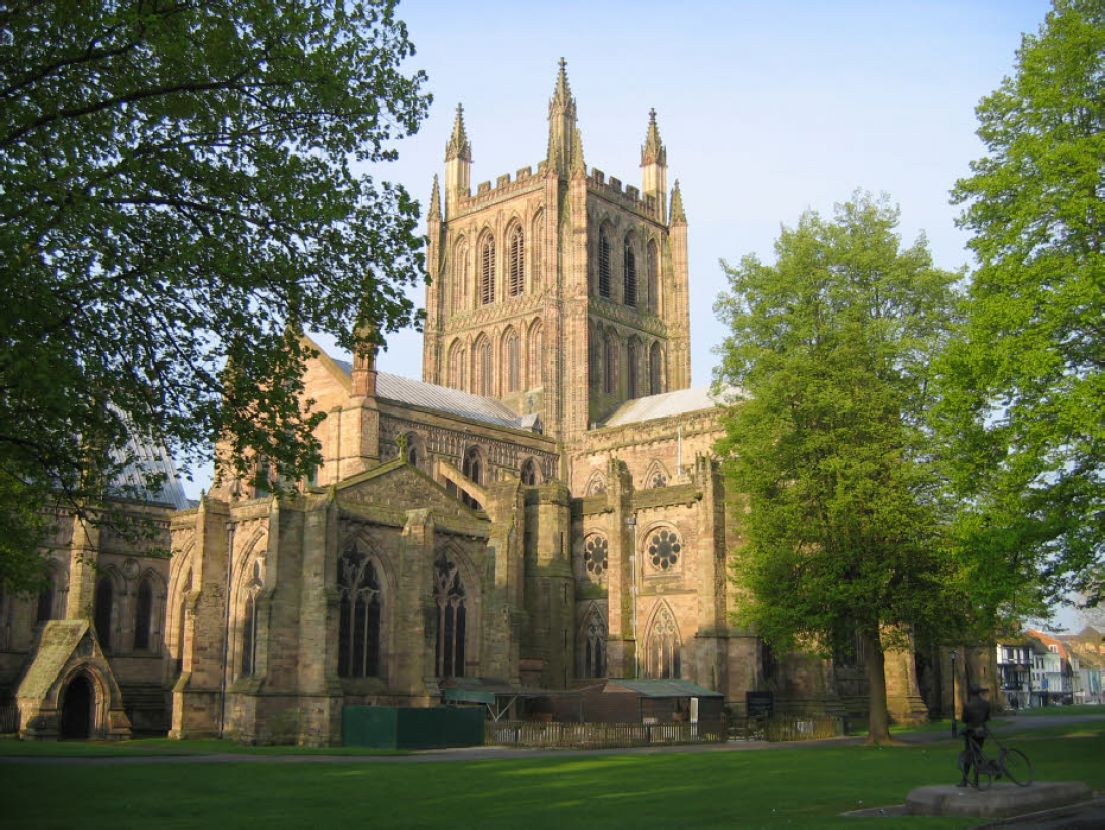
342, 706, 484, 749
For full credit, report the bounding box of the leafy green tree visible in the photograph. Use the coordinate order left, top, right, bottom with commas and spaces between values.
715, 194, 958, 744
0, 0, 430, 591
940, 0, 1104, 614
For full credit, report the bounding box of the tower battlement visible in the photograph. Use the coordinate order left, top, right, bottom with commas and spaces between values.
423, 59, 692, 441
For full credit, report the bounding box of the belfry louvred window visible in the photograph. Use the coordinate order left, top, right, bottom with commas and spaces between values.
624, 242, 637, 306
598, 231, 611, 298
480, 237, 495, 304
508, 224, 524, 296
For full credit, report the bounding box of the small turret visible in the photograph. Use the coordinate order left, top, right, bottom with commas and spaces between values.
444, 104, 471, 216
351, 336, 378, 398
547, 58, 578, 177
640, 109, 668, 222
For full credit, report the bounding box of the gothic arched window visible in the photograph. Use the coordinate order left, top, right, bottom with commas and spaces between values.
240, 559, 263, 677
448, 341, 466, 390
598, 230, 611, 298
508, 223, 524, 297
604, 332, 618, 394
647, 604, 681, 679
338, 547, 382, 678
585, 471, 607, 496
133, 577, 153, 651
241, 594, 257, 676
649, 342, 663, 395
527, 321, 543, 389
502, 328, 520, 393
624, 239, 637, 306
461, 446, 482, 510
581, 606, 607, 679
473, 336, 492, 396
627, 337, 641, 399
453, 238, 468, 311
94, 575, 114, 651
480, 235, 496, 305
520, 458, 538, 486
647, 239, 659, 313
434, 554, 466, 678
36, 571, 55, 623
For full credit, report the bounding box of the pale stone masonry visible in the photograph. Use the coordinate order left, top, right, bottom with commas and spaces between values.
0, 61, 932, 744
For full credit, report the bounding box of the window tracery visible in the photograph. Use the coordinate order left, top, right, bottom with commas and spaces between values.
646, 604, 681, 679
337, 546, 382, 678
434, 553, 466, 678
581, 606, 607, 679
646, 527, 682, 572
582, 534, 608, 577
240, 558, 263, 677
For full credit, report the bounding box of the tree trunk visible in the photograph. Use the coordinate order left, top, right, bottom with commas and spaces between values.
862, 625, 893, 745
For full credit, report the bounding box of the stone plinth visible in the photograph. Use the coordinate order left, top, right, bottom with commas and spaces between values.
906, 782, 1092, 819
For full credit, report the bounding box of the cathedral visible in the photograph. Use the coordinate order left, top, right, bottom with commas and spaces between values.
0, 62, 931, 744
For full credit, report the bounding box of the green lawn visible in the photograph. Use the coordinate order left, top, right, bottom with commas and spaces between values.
1, 722, 1103, 829
1013, 703, 1105, 717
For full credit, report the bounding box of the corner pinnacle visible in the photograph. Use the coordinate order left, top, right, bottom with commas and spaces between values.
641, 108, 666, 167
445, 103, 471, 162
428, 174, 441, 222
670, 179, 686, 224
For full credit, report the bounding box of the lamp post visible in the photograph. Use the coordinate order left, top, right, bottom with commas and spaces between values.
950, 649, 958, 738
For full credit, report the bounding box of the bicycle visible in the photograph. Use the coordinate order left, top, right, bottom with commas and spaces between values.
957, 727, 1034, 790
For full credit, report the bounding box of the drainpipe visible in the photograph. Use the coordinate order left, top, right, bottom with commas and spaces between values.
218, 522, 235, 737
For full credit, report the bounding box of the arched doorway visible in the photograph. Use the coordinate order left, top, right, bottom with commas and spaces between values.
60, 675, 93, 739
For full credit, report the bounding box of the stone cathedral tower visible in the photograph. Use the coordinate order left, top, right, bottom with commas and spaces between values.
422, 60, 692, 445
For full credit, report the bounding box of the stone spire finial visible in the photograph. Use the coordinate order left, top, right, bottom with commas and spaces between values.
428, 174, 441, 222
641, 108, 667, 167
445, 103, 471, 162
550, 57, 573, 111
670, 179, 686, 224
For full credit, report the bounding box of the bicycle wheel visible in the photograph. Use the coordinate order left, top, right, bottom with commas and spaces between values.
1000, 748, 1033, 787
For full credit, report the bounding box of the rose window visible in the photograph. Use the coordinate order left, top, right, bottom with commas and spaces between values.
647, 528, 681, 571
583, 535, 608, 576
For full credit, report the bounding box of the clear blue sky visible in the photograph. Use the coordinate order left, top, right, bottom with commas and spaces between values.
192, 1, 1091, 628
